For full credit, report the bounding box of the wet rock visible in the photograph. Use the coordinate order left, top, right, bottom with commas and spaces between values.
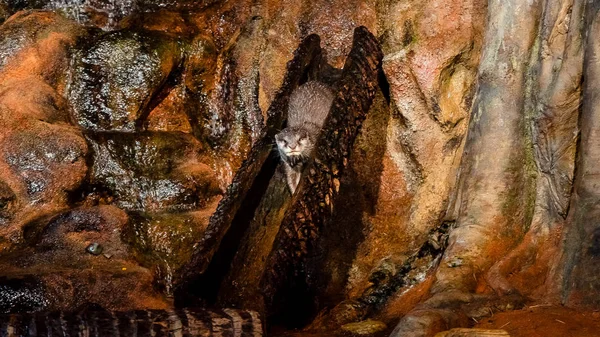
0, 276, 49, 314
188, 0, 253, 51
10, 0, 224, 29
119, 10, 196, 39
68, 30, 182, 132
316, 0, 486, 316
144, 84, 193, 133
134, 0, 221, 12
32, 267, 166, 312
1, 122, 87, 204
0, 11, 87, 245
183, 18, 265, 188
0, 4, 8, 24
301, 0, 377, 68
182, 34, 228, 145
0, 181, 17, 226
0, 10, 85, 84
340, 320, 387, 336
0, 77, 72, 124
183, 35, 218, 96
87, 132, 221, 212
0, 206, 169, 311
434, 329, 510, 337
24, 206, 128, 258
143, 35, 215, 134
123, 203, 218, 294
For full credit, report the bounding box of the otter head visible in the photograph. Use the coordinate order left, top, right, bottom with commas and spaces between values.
275, 127, 313, 166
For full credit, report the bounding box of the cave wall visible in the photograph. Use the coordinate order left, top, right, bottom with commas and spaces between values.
1, 0, 599, 336
0, 0, 486, 314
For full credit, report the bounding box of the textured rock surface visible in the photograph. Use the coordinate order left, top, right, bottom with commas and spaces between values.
67, 30, 182, 132
0, 11, 87, 247
86, 132, 220, 212
0, 205, 169, 311
1, 1, 600, 337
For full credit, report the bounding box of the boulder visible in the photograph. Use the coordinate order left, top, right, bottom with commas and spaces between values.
86, 131, 221, 212
0, 205, 169, 312
123, 203, 219, 294
1, 121, 87, 204
0, 10, 85, 85
67, 30, 182, 132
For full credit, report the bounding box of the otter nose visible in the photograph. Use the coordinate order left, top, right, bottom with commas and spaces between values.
289, 144, 297, 150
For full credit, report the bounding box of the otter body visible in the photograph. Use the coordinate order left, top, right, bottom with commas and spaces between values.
275, 81, 334, 193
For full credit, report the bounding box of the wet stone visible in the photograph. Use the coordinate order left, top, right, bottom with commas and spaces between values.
87, 132, 221, 212
68, 30, 182, 131
119, 10, 196, 39
434, 329, 510, 337
0, 205, 170, 310
182, 35, 223, 142
0, 4, 7, 25
0, 181, 17, 225
122, 209, 214, 294
0, 276, 49, 314
144, 84, 193, 133
4, 0, 222, 29
341, 320, 387, 336
21, 206, 129, 262
2, 123, 88, 202
0, 10, 83, 74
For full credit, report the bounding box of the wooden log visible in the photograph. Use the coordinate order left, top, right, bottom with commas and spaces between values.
216, 47, 340, 312
174, 33, 324, 302
258, 26, 383, 320
216, 166, 292, 312
0, 308, 263, 337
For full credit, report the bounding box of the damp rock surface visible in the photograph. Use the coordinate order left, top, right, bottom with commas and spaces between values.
0, 10, 85, 80
2, 2, 598, 337
122, 202, 218, 294
0, 205, 169, 312
85, 131, 221, 212
67, 30, 182, 132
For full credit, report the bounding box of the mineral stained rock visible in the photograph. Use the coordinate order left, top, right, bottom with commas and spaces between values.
67, 30, 182, 132
3, 0, 599, 337
86, 131, 220, 212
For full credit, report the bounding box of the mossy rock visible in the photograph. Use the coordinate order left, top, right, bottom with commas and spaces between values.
87, 131, 221, 212
123, 209, 215, 294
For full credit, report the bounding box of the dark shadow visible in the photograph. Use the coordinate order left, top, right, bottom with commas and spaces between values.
176, 150, 280, 306
310, 87, 391, 312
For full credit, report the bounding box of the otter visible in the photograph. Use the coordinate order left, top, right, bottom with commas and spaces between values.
275, 81, 334, 193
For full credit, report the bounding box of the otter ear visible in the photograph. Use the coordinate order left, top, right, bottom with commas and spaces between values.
275, 134, 281, 142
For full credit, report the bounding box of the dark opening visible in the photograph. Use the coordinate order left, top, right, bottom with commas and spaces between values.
183, 150, 281, 304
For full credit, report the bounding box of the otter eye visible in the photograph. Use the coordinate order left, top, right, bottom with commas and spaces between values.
283, 140, 288, 146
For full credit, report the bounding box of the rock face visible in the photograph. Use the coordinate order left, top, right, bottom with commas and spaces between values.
0, 11, 88, 247
86, 132, 220, 212
68, 30, 182, 132
1, 1, 599, 337
0, 0, 485, 324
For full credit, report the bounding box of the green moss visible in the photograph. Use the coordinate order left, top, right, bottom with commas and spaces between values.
500, 31, 541, 234
122, 211, 208, 293
401, 20, 417, 47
